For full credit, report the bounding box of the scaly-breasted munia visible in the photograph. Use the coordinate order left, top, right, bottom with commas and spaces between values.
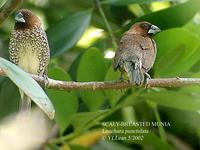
9, 9, 50, 113
113, 21, 161, 85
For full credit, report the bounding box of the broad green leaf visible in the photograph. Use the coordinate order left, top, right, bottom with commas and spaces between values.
138, 132, 174, 150
160, 106, 200, 133
70, 145, 91, 150
154, 28, 200, 77
0, 77, 5, 84
144, 87, 200, 111
106, 123, 173, 150
47, 10, 91, 56
0, 78, 19, 119
102, 0, 171, 5
70, 110, 109, 132
46, 144, 60, 150
104, 66, 124, 107
77, 48, 107, 111
185, 20, 200, 38
47, 67, 78, 134
126, 0, 200, 30
68, 52, 84, 81
0, 57, 54, 119
118, 93, 144, 108
93, 140, 133, 150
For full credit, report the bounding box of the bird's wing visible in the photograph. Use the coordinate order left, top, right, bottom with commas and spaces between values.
120, 34, 143, 61
113, 34, 143, 70
9, 31, 19, 65
139, 37, 156, 72
35, 27, 50, 76
113, 49, 121, 70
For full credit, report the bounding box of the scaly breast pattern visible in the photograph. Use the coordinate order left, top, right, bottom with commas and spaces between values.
9, 26, 50, 75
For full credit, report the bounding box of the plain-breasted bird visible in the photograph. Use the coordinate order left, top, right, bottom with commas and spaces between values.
113, 21, 161, 85
9, 9, 50, 113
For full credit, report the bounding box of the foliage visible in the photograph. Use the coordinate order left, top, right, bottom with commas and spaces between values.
0, 58, 54, 119
1, 0, 200, 149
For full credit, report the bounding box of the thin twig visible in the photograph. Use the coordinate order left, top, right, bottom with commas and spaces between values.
95, 0, 118, 49
1, 68, 200, 90
0, 0, 22, 24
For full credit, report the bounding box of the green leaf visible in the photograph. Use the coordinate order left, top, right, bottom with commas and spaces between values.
140, 132, 174, 150
118, 93, 143, 108
70, 110, 109, 132
185, 20, 200, 38
126, 0, 200, 30
144, 87, 200, 111
77, 48, 107, 111
104, 66, 124, 107
0, 79, 19, 119
47, 67, 78, 133
70, 144, 91, 150
68, 52, 84, 81
93, 140, 132, 150
108, 124, 173, 150
102, 0, 171, 5
47, 10, 92, 57
154, 28, 200, 77
160, 107, 200, 133
46, 144, 60, 150
0, 57, 55, 119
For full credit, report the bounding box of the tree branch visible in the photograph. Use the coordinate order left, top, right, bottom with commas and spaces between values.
0, 0, 22, 25
1, 68, 200, 90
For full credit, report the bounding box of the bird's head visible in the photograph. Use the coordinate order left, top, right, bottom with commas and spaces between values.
128, 21, 161, 37
14, 9, 41, 30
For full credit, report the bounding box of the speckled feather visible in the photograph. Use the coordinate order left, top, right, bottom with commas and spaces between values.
9, 9, 50, 113
9, 25, 50, 76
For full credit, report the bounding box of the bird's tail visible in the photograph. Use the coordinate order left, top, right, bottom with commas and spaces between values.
124, 61, 144, 85
19, 89, 31, 114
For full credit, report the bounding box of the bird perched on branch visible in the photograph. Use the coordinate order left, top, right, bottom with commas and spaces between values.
9, 9, 50, 113
113, 21, 161, 85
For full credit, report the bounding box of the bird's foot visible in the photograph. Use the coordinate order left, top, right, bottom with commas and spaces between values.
145, 73, 151, 80
119, 77, 129, 83
43, 74, 49, 89
144, 73, 151, 88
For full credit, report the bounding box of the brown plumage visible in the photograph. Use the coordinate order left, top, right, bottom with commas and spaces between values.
9, 9, 50, 113
113, 21, 161, 85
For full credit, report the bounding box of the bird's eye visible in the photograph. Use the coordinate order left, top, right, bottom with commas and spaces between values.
141, 24, 149, 29
22, 12, 30, 19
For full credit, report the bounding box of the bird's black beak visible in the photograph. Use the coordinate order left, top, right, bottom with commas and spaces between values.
15, 12, 25, 23
148, 25, 161, 35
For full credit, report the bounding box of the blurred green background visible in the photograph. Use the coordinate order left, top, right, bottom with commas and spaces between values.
1, 0, 200, 149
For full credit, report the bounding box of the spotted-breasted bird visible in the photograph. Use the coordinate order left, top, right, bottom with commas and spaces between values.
113, 21, 161, 85
9, 9, 50, 113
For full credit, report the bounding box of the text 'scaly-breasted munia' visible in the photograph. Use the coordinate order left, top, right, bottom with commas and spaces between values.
9, 9, 50, 113
113, 21, 161, 85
